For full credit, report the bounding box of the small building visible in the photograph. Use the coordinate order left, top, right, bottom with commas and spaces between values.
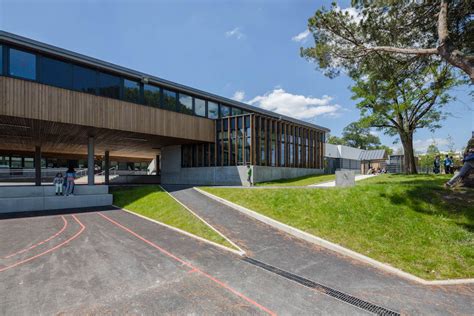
324, 144, 387, 174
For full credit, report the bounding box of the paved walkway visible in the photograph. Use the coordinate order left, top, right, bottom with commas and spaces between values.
0, 208, 363, 315
309, 174, 376, 187
163, 185, 474, 315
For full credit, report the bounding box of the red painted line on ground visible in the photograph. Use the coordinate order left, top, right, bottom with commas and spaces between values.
0, 215, 85, 273
98, 212, 276, 316
3, 216, 68, 259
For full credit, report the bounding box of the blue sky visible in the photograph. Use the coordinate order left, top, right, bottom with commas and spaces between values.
1, 0, 472, 153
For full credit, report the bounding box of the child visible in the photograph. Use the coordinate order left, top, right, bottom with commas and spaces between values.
53, 173, 64, 195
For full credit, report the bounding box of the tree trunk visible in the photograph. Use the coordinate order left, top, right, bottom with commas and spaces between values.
399, 131, 418, 174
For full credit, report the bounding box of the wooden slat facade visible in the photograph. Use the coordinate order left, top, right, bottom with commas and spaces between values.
0, 77, 215, 143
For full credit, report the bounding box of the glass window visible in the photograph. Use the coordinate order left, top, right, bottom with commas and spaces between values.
0, 46, 3, 75
194, 98, 206, 117
163, 89, 177, 111
39, 56, 72, 89
232, 107, 243, 116
73, 65, 97, 94
144, 84, 161, 107
24, 157, 34, 169
124, 79, 140, 103
220, 104, 231, 117
178, 93, 193, 114
208, 101, 219, 119
9, 48, 36, 80
98, 72, 121, 99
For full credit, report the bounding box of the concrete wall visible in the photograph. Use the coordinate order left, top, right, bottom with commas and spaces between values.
161, 145, 324, 186
0, 185, 112, 213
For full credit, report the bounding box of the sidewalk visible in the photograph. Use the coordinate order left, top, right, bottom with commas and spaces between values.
309, 174, 376, 187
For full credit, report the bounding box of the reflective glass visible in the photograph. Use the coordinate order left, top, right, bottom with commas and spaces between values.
208, 101, 219, 119
144, 84, 161, 107
9, 48, 36, 80
124, 79, 140, 103
40, 56, 72, 89
0, 46, 3, 75
220, 105, 231, 117
163, 89, 177, 111
194, 98, 206, 117
73, 65, 97, 94
178, 93, 193, 114
98, 72, 121, 99
232, 107, 243, 116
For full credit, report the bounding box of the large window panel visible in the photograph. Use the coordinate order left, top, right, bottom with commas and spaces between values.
178, 93, 193, 114
39, 56, 72, 89
144, 84, 161, 107
98, 72, 121, 99
232, 107, 243, 116
163, 89, 177, 111
124, 79, 140, 103
220, 105, 231, 118
73, 65, 97, 94
0, 46, 3, 75
194, 98, 206, 117
208, 101, 219, 119
9, 48, 36, 80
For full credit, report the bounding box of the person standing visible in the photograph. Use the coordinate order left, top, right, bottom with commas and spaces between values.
53, 173, 64, 195
433, 155, 441, 174
449, 156, 455, 174
65, 167, 76, 196
443, 155, 451, 174
247, 165, 253, 186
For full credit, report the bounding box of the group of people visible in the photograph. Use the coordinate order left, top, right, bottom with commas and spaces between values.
53, 167, 77, 196
367, 167, 386, 175
433, 155, 455, 174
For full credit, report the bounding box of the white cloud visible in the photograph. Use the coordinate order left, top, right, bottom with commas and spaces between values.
413, 138, 449, 153
247, 88, 342, 121
232, 90, 245, 102
335, 6, 363, 23
291, 29, 310, 42
225, 27, 245, 40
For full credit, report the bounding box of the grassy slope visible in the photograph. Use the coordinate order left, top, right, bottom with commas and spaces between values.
112, 186, 235, 249
256, 173, 335, 186
204, 175, 474, 280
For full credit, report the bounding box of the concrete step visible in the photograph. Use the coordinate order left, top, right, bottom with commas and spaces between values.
0, 194, 113, 213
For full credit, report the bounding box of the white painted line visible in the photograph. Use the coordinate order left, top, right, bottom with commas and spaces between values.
113, 204, 245, 257
159, 185, 245, 256
194, 187, 474, 286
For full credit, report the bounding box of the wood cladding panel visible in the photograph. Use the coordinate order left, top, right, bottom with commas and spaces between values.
0, 77, 214, 142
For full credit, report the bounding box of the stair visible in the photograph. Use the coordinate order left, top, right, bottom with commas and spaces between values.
0, 185, 113, 213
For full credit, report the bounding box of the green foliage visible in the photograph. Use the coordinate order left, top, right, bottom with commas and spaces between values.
302, 1, 473, 81
204, 175, 474, 280
342, 121, 381, 149
327, 135, 347, 145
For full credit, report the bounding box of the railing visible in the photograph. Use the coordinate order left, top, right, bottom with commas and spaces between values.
97, 166, 118, 177
0, 168, 87, 180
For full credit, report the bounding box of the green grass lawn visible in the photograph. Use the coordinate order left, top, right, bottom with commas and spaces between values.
203, 174, 474, 280
112, 186, 235, 250
256, 173, 335, 186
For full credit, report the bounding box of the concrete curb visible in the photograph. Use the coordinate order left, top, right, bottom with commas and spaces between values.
113, 204, 245, 257
194, 187, 474, 286
159, 185, 245, 256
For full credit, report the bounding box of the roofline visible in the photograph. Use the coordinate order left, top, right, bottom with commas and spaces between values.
0, 31, 330, 132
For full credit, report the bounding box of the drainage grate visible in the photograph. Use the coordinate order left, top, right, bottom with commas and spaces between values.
242, 257, 400, 316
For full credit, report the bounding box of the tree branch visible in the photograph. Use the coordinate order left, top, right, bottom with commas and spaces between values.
363, 46, 438, 55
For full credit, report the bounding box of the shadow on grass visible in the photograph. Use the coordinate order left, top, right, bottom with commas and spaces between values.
375, 176, 474, 231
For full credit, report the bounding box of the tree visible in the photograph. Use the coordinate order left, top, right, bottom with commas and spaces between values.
341, 122, 381, 149
301, 1, 474, 82
352, 62, 456, 174
327, 135, 347, 145
446, 134, 456, 154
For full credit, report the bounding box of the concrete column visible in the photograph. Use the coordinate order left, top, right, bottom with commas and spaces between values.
155, 154, 160, 175
88, 136, 95, 185
104, 150, 110, 185
35, 146, 41, 186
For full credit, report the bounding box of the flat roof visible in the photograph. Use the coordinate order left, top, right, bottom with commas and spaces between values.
0, 30, 329, 132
